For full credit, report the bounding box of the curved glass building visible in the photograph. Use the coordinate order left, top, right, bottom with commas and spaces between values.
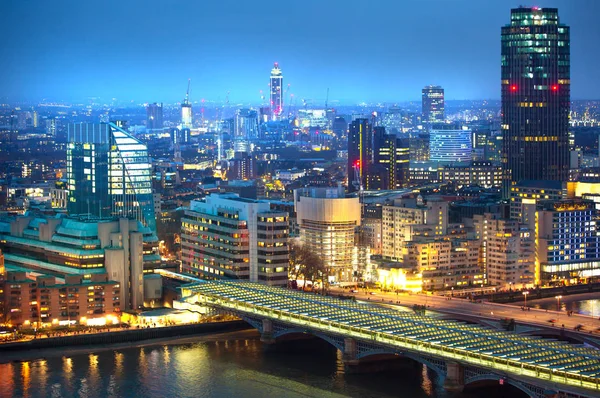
67, 122, 156, 234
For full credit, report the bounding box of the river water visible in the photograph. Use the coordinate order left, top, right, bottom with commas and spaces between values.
529, 296, 600, 317
0, 330, 526, 398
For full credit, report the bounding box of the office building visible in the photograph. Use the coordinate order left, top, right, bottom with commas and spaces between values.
294, 186, 361, 282
67, 123, 157, 234
440, 161, 503, 188
501, 7, 570, 194
422, 85, 445, 123
510, 180, 566, 228
270, 62, 283, 119
535, 199, 600, 284
429, 124, 472, 163
146, 103, 163, 131
181, 193, 289, 286
347, 118, 372, 192
374, 129, 410, 190
410, 132, 430, 161
0, 215, 153, 324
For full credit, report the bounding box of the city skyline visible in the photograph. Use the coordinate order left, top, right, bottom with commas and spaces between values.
1, 1, 599, 104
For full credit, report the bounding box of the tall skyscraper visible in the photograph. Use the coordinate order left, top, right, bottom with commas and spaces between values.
270, 62, 283, 119
146, 102, 163, 131
372, 127, 410, 190
182, 80, 193, 129
67, 123, 156, 233
501, 7, 570, 194
422, 85, 445, 123
347, 118, 372, 192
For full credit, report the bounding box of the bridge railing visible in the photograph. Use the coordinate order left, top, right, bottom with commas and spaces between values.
195, 293, 600, 393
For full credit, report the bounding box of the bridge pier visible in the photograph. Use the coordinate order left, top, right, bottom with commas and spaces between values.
443, 362, 464, 392
260, 319, 276, 345
343, 338, 359, 364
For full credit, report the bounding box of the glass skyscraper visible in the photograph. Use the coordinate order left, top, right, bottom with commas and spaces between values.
501, 7, 570, 195
422, 85, 445, 123
67, 123, 156, 234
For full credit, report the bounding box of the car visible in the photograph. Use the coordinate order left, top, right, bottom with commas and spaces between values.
369, 292, 377, 295
350, 289, 359, 293
547, 319, 557, 324
574, 324, 585, 331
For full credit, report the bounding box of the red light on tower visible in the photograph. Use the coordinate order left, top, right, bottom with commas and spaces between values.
510, 85, 517, 92
354, 160, 361, 168
551, 85, 559, 91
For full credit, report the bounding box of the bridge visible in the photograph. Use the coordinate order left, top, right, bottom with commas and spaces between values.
180, 281, 600, 398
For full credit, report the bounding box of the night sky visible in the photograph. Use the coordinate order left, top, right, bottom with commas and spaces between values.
1, 0, 599, 104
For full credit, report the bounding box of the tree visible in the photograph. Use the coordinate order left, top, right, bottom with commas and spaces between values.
289, 242, 325, 290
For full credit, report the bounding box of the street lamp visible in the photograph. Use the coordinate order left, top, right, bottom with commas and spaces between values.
522, 291, 529, 309
555, 295, 562, 321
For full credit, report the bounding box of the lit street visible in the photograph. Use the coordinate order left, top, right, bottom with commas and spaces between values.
329, 287, 600, 334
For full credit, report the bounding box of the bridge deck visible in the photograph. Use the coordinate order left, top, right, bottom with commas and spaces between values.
182, 281, 600, 392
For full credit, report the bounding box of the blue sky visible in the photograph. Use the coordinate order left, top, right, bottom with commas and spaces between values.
1, 0, 598, 104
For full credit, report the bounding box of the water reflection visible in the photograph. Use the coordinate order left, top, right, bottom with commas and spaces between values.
0, 333, 528, 398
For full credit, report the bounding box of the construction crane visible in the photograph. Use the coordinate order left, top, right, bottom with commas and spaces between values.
282, 83, 291, 117
184, 79, 191, 105
286, 93, 295, 117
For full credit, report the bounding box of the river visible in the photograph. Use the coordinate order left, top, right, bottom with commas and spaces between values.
527, 294, 600, 317
0, 330, 527, 398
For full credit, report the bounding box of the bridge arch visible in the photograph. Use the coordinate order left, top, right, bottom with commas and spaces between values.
271, 328, 346, 352
464, 374, 544, 398
356, 349, 447, 376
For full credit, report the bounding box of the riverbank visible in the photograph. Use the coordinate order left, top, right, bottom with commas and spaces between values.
513, 291, 597, 305
0, 320, 252, 363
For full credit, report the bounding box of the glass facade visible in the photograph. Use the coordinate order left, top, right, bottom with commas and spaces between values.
501, 7, 570, 195
67, 123, 156, 234
429, 126, 472, 162
422, 85, 445, 123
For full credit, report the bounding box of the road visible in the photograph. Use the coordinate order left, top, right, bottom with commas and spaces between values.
329, 287, 600, 335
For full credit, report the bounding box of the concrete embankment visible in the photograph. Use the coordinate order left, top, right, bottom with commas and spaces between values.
0, 320, 251, 357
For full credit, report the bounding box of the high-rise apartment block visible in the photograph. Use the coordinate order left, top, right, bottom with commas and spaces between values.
473, 213, 535, 289
270, 62, 283, 119
382, 196, 448, 261
501, 7, 570, 193
181, 193, 289, 286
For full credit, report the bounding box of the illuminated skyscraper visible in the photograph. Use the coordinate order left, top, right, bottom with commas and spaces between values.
270, 62, 283, 119
501, 7, 570, 195
422, 85, 445, 123
347, 118, 372, 192
67, 123, 156, 234
182, 80, 193, 129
